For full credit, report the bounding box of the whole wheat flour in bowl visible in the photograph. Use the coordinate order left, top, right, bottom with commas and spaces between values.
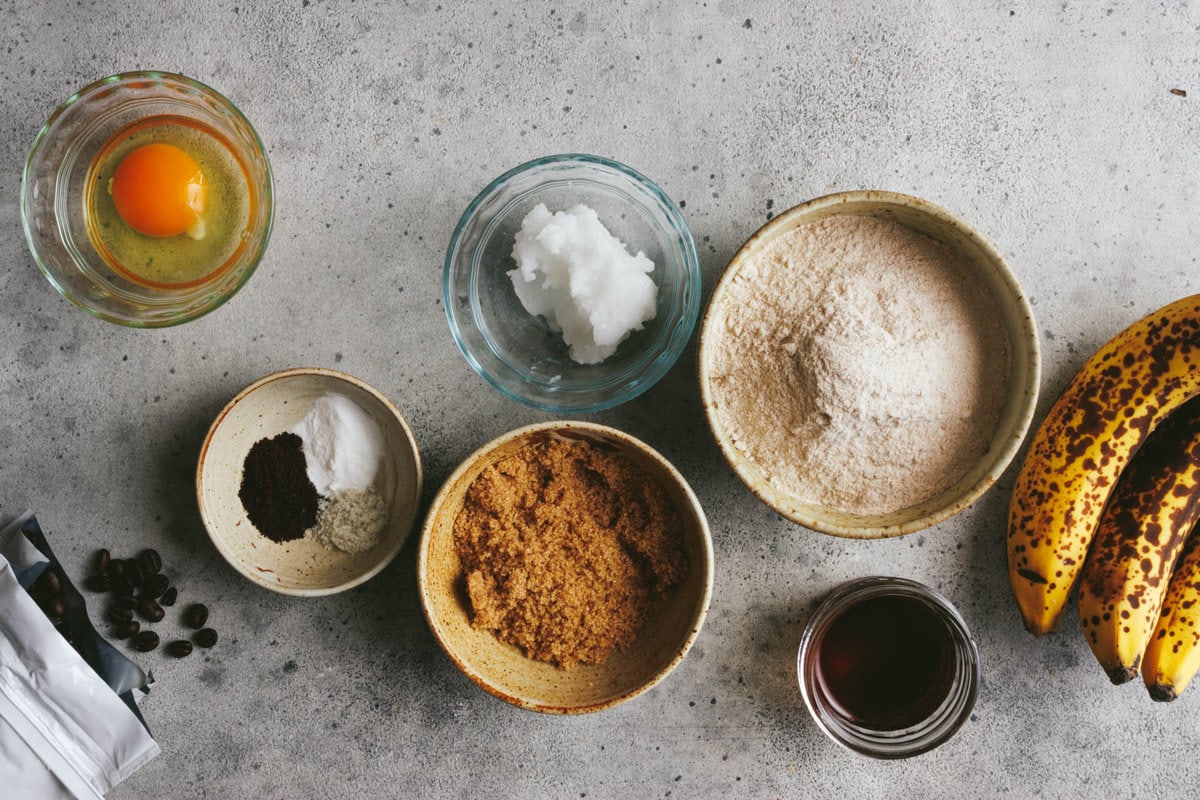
700, 191, 1038, 538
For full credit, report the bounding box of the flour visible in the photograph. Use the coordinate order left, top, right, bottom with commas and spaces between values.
707, 214, 1010, 516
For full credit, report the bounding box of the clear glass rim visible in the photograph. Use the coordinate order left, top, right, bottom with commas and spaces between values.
443, 153, 701, 414
796, 576, 981, 759
20, 70, 275, 328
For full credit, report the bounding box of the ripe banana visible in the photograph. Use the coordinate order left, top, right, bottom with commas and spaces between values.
1143, 524, 1200, 701
1008, 294, 1200, 635
1077, 397, 1200, 684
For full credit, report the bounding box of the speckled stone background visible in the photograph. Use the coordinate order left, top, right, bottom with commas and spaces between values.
2, 1, 1199, 798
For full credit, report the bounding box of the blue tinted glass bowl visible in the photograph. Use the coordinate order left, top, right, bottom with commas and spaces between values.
444, 154, 701, 414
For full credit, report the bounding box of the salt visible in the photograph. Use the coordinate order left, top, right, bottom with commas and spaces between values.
509, 203, 658, 365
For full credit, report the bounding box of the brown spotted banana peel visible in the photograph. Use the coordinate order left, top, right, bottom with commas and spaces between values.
1076, 397, 1200, 684
1008, 294, 1200, 635
1142, 522, 1200, 701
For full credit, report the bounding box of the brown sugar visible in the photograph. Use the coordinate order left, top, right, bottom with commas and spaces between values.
452, 438, 687, 668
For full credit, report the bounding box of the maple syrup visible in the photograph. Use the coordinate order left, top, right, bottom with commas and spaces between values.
813, 593, 955, 731
798, 577, 979, 758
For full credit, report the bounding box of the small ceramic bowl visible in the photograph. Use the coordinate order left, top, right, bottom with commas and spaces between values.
444, 154, 701, 413
21, 71, 273, 327
698, 190, 1040, 538
417, 421, 713, 714
196, 368, 422, 595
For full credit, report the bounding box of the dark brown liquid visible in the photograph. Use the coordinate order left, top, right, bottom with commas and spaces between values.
814, 594, 955, 731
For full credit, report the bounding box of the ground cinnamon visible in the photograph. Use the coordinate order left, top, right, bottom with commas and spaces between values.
452, 438, 686, 668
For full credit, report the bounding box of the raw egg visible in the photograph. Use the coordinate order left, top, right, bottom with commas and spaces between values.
109, 143, 207, 239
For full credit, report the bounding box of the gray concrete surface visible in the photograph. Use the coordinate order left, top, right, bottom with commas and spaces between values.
2, 1, 1199, 797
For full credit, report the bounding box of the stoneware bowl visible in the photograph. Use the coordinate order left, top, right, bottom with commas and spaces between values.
698, 190, 1041, 539
417, 421, 714, 714
197, 368, 422, 595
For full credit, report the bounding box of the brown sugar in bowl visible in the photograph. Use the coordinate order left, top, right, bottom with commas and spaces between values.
417, 421, 714, 714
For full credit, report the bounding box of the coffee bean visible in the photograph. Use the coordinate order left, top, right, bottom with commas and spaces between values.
85, 574, 112, 593
112, 577, 135, 597
114, 620, 140, 639
109, 560, 125, 579
137, 597, 165, 623
111, 592, 137, 610
43, 596, 66, 618
160, 586, 178, 606
125, 561, 145, 588
34, 568, 62, 596
183, 604, 208, 630
142, 573, 169, 599
108, 605, 133, 623
137, 549, 162, 576
166, 640, 193, 658
95, 548, 111, 575
131, 630, 159, 652
194, 628, 218, 648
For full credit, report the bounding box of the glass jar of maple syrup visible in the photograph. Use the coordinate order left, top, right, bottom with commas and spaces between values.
797, 576, 980, 759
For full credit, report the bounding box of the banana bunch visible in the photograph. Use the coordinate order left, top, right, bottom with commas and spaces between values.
1076, 397, 1200, 686
1007, 294, 1200, 696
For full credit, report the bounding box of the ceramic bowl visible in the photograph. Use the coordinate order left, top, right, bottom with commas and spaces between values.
21, 71, 273, 327
417, 421, 713, 713
444, 154, 701, 413
698, 190, 1040, 538
196, 368, 422, 595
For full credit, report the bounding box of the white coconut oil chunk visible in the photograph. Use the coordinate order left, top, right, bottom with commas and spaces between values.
509, 202, 658, 365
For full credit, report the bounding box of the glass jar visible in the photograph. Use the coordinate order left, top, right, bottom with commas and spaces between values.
797, 576, 980, 759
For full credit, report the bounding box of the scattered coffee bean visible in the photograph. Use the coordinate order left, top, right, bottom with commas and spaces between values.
114, 620, 140, 639
109, 560, 125, 580
142, 573, 169, 599
85, 574, 112, 593
137, 549, 162, 576
194, 628, 218, 648
137, 597, 165, 623
108, 605, 133, 624
42, 597, 65, 622
112, 592, 137, 610
34, 568, 62, 596
95, 548, 111, 576
166, 640, 193, 658
131, 630, 159, 652
112, 576, 135, 597
160, 586, 178, 606
125, 561, 145, 588
183, 604, 209, 630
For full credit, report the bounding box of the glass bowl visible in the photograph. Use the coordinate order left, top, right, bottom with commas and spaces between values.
444, 154, 701, 414
20, 71, 274, 327
797, 576, 980, 759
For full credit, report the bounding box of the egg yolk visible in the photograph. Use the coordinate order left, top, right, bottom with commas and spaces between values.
109, 143, 206, 238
